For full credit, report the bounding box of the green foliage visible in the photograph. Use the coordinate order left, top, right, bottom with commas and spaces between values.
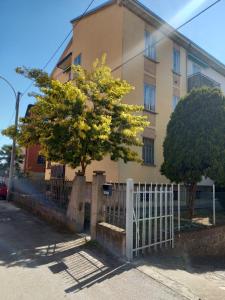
13, 56, 149, 174
16, 67, 51, 88
0, 144, 24, 175
161, 87, 225, 186
2, 125, 17, 140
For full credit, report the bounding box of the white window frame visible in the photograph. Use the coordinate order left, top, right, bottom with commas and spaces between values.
145, 30, 156, 60
173, 48, 180, 74
144, 83, 156, 112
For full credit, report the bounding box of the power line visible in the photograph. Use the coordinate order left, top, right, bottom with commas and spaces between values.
42, 0, 95, 71
112, 0, 222, 72
21, 0, 95, 98
176, 0, 221, 31
21, 0, 221, 91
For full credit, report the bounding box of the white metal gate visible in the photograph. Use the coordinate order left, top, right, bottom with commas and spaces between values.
126, 179, 175, 260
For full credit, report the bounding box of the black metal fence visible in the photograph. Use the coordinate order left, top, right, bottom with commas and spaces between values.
12, 178, 73, 212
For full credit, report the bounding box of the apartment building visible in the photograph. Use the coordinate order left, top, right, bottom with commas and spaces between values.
49, 0, 225, 183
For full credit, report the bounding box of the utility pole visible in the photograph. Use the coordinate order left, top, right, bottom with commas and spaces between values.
0, 75, 20, 201
7, 92, 21, 201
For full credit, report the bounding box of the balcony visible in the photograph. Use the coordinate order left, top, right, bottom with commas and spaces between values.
188, 72, 220, 92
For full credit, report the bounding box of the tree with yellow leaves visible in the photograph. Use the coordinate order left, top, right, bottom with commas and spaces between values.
4, 56, 149, 175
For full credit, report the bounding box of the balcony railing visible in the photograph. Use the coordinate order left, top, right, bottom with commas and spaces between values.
188, 72, 220, 92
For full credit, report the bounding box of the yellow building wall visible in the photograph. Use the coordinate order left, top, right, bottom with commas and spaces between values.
115, 7, 164, 183
50, 3, 125, 182
117, 7, 189, 183
71, 4, 124, 73
65, 155, 119, 182
48, 3, 191, 183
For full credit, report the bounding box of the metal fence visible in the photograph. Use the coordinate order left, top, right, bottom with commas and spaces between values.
126, 180, 175, 260
101, 181, 221, 259
12, 178, 73, 212
103, 183, 126, 228
45, 179, 73, 210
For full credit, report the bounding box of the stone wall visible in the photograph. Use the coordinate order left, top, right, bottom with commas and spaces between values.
96, 222, 126, 258
12, 192, 76, 233
175, 225, 225, 256
96, 222, 225, 258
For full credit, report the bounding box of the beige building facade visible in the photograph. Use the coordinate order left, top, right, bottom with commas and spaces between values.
49, 0, 225, 183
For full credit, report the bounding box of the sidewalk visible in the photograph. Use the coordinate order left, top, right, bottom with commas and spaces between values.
135, 252, 225, 300
0, 201, 185, 300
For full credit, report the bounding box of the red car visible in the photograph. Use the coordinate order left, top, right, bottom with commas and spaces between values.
0, 183, 7, 200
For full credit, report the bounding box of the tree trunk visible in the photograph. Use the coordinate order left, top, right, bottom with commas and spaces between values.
187, 183, 197, 219
80, 161, 87, 176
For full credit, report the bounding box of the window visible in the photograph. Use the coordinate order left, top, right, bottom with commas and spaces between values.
37, 155, 46, 165
145, 30, 156, 60
172, 95, 180, 111
192, 62, 201, 74
74, 54, 82, 65
144, 83, 156, 111
142, 138, 154, 165
69, 54, 81, 80
187, 61, 202, 76
50, 165, 65, 179
173, 48, 180, 74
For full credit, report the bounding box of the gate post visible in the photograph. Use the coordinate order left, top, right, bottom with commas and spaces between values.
90, 171, 106, 240
171, 184, 174, 248
66, 173, 86, 232
178, 184, 181, 232
213, 184, 216, 225
126, 178, 134, 261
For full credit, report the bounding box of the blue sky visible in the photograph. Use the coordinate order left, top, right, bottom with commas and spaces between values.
0, 0, 224, 147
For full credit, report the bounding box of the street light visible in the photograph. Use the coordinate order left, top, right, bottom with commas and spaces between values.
0, 75, 21, 201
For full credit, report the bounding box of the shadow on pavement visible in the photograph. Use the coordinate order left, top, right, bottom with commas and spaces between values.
0, 201, 131, 294
2, 201, 225, 297
135, 250, 225, 274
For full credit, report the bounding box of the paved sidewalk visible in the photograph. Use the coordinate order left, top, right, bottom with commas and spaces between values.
0, 201, 184, 300
135, 252, 225, 300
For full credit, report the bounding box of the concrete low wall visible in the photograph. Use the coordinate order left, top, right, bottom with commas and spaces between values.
11, 192, 76, 233
175, 225, 225, 257
96, 223, 225, 259
96, 222, 126, 258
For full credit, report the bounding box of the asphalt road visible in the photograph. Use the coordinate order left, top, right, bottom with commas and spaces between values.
0, 201, 186, 300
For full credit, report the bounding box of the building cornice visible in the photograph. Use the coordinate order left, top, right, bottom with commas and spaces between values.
121, 0, 225, 77
70, 0, 117, 24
